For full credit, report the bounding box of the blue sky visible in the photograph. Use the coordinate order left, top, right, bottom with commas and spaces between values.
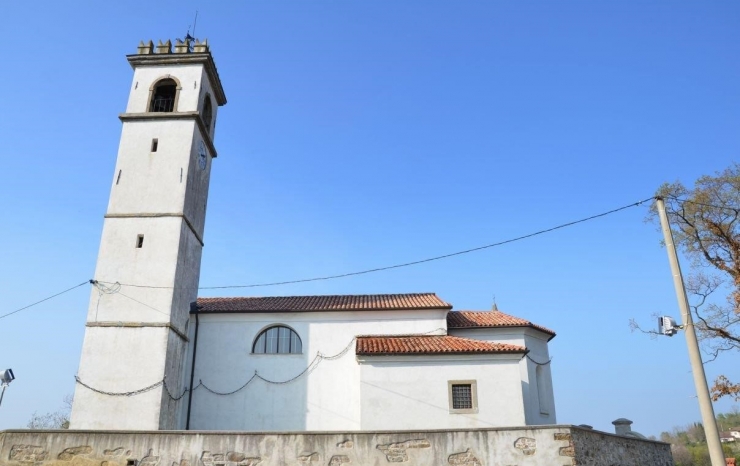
1, 1, 738, 436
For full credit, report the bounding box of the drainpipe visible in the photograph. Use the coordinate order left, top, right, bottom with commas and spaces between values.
185, 303, 200, 430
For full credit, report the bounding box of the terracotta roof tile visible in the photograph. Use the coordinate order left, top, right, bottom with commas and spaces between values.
447, 311, 556, 339
196, 293, 452, 313
356, 335, 526, 356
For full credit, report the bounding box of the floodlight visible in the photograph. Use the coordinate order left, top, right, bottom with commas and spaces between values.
1, 369, 14, 386
658, 316, 680, 337
0, 368, 13, 409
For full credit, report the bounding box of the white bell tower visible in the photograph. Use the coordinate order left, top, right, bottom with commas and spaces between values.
70, 39, 226, 430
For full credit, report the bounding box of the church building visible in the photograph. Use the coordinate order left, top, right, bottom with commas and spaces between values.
69, 40, 557, 432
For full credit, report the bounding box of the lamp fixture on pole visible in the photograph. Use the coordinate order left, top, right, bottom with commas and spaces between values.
0, 368, 15, 409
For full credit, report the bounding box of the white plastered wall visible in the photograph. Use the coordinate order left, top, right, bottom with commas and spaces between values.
358, 353, 526, 430
185, 309, 449, 431
70, 326, 167, 430
126, 65, 217, 115
449, 327, 556, 425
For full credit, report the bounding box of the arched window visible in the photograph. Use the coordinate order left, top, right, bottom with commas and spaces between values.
202, 96, 213, 135
253, 325, 302, 354
150, 78, 178, 112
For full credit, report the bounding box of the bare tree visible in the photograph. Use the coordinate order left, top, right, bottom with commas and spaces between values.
646, 164, 740, 401
26, 394, 72, 429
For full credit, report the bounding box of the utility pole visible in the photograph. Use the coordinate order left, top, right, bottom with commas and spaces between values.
656, 197, 726, 466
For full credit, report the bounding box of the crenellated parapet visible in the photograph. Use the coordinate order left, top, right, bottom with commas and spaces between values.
137, 38, 211, 55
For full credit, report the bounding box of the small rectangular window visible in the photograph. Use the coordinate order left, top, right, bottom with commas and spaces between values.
151, 139, 159, 152
136, 235, 144, 248
452, 385, 472, 409
448, 380, 478, 413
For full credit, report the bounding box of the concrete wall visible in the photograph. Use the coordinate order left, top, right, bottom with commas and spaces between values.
0, 426, 673, 466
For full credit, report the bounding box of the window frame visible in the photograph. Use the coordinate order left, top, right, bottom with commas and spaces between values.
252, 325, 303, 355
448, 380, 478, 414
147, 76, 182, 113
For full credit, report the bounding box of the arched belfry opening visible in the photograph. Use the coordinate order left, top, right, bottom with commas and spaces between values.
150, 78, 178, 112
202, 96, 213, 135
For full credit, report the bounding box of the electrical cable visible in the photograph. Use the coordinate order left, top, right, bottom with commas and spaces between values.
2, 196, 658, 319
0, 281, 90, 321
664, 195, 740, 213
97, 196, 655, 291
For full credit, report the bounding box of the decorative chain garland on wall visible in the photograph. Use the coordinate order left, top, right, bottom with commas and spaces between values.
525, 354, 553, 365
75, 327, 450, 399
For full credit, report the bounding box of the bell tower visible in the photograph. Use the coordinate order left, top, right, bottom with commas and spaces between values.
70, 39, 226, 430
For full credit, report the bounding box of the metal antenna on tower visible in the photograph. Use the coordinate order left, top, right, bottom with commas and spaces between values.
182, 11, 199, 51
191, 10, 199, 40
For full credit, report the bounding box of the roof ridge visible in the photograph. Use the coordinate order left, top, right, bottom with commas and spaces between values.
195, 293, 453, 313
356, 333, 447, 338
198, 292, 440, 299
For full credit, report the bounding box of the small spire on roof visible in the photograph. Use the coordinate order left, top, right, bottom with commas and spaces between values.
491, 295, 498, 312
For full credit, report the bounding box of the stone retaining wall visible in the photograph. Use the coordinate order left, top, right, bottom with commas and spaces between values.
0, 425, 672, 466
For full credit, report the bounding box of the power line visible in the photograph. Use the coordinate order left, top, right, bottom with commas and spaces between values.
0, 281, 90, 321
98, 196, 655, 291
665, 196, 740, 213
1, 197, 657, 317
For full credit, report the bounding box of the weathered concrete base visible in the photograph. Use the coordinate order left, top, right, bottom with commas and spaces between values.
0, 425, 672, 466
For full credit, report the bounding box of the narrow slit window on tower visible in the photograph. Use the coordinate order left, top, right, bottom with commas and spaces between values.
151, 138, 158, 152
202, 96, 213, 135
136, 235, 144, 248
149, 78, 177, 112
536, 365, 550, 415
116, 170, 122, 185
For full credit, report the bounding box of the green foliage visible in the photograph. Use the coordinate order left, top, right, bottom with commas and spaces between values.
718, 406, 740, 430
663, 407, 739, 465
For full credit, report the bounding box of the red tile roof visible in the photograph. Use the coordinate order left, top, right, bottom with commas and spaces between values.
356, 335, 526, 356
195, 293, 452, 313
447, 311, 556, 339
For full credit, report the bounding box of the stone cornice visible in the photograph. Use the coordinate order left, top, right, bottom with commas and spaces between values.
86, 321, 189, 342
126, 52, 227, 106
104, 212, 204, 246
118, 112, 218, 158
